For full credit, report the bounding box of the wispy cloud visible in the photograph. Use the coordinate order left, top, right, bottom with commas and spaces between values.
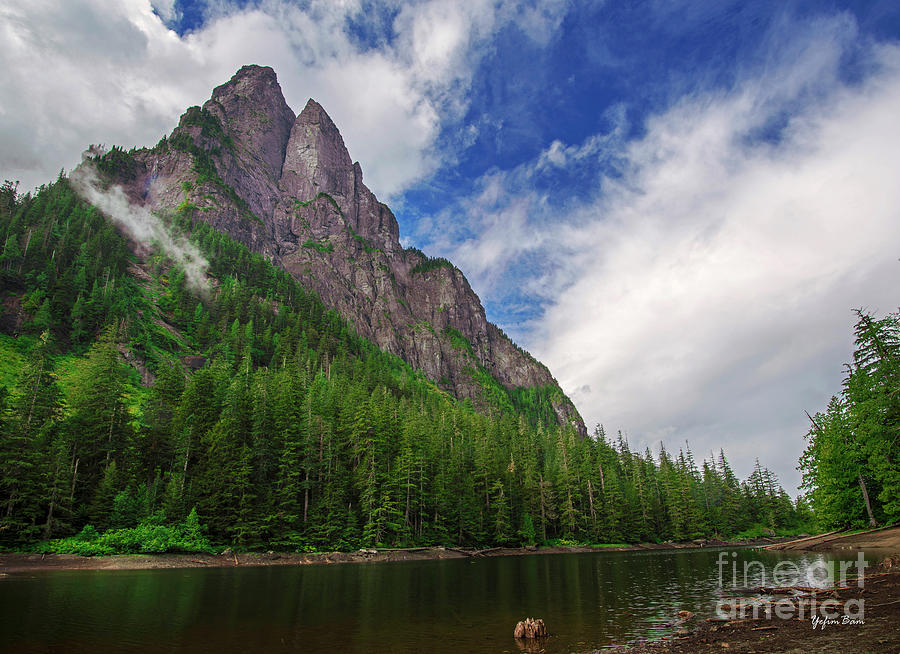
423, 14, 900, 488
149, 0, 178, 22
70, 157, 210, 292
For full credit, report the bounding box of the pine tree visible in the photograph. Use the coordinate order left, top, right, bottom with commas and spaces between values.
490, 479, 513, 544
0, 177, 815, 551
142, 362, 185, 483
0, 332, 61, 543
800, 398, 874, 528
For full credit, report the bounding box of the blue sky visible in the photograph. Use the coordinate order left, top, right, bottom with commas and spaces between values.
3, 0, 900, 491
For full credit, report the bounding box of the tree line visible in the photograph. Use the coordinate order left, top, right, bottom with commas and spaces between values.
0, 177, 808, 551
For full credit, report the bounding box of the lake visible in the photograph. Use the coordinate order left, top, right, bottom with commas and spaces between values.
0, 547, 862, 652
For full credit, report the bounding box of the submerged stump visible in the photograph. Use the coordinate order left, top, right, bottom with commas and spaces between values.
513, 617, 548, 639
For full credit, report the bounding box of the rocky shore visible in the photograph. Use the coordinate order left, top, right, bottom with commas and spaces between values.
603, 527, 900, 654
0, 537, 789, 573
604, 564, 899, 654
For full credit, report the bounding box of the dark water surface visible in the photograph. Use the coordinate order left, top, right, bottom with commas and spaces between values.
0, 548, 860, 653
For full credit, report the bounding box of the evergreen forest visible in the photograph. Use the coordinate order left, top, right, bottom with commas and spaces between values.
800, 309, 900, 529
0, 176, 815, 554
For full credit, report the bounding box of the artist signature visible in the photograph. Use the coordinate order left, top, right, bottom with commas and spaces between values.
811, 615, 865, 629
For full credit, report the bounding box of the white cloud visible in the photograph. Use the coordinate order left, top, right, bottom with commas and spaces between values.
0, 0, 570, 199
547, 31, 900, 490
150, 0, 178, 22
535, 105, 628, 171
425, 16, 900, 490
70, 156, 210, 292
0, 0, 217, 190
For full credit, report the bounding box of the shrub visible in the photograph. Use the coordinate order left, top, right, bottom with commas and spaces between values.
302, 239, 334, 253
95, 146, 139, 181
41, 508, 215, 556
410, 257, 454, 275
443, 325, 472, 353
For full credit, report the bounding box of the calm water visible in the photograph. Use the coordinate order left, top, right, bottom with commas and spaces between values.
0, 548, 860, 653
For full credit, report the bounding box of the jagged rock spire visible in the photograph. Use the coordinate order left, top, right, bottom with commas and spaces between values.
280, 98, 356, 205
206, 65, 295, 182
131, 66, 586, 434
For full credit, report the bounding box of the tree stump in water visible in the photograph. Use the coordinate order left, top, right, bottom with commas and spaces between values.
513, 618, 548, 639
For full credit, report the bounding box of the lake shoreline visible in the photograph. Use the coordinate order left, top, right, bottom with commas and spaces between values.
765, 522, 900, 552
603, 528, 900, 654
3, 539, 897, 653
604, 558, 900, 654
0, 536, 789, 573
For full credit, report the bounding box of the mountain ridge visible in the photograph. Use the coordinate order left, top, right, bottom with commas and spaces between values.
114, 64, 584, 433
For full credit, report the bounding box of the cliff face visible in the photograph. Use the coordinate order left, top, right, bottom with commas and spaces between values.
129, 65, 584, 433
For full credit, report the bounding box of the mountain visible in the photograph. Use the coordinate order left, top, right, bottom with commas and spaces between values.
0, 68, 808, 552
116, 65, 584, 433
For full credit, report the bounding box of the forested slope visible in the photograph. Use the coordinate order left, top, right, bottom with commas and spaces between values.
0, 178, 808, 552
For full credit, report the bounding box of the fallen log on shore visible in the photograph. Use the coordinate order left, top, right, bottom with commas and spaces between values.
444, 547, 476, 557
444, 546, 502, 557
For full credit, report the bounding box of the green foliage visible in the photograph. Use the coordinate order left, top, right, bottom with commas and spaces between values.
519, 512, 536, 546
507, 385, 569, 430
167, 120, 260, 225
294, 192, 341, 214
318, 192, 342, 215
93, 146, 140, 181
410, 256, 455, 275
730, 523, 816, 540
0, 334, 28, 390
178, 106, 234, 150
466, 366, 515, 414
800, 308, 900, 529
730, 524, 773, 540
412, 321, 435, 335
302, 239, 334, 253
0, 180, 805, 553
346, 224, 380, 253
443, 325, 473, 354
41, 509, 215, 555
176, 199, 200, 215
543, 538, 581, 547
405, 245, 457, 275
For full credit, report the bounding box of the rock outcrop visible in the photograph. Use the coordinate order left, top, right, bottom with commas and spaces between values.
127, 65, 584, 433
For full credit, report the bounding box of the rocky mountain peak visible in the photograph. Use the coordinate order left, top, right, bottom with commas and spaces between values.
131, 67, 585, 434
280, 99, 355, 205
225, 63, 278, 83
206, 65, 295, 165
189, 65, 296, 225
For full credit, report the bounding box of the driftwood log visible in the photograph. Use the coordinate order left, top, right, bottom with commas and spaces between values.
446, 547, 502, 557
514, 618, 548, 639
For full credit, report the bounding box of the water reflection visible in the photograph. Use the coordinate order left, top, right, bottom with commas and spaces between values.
0, 548, 863, 653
